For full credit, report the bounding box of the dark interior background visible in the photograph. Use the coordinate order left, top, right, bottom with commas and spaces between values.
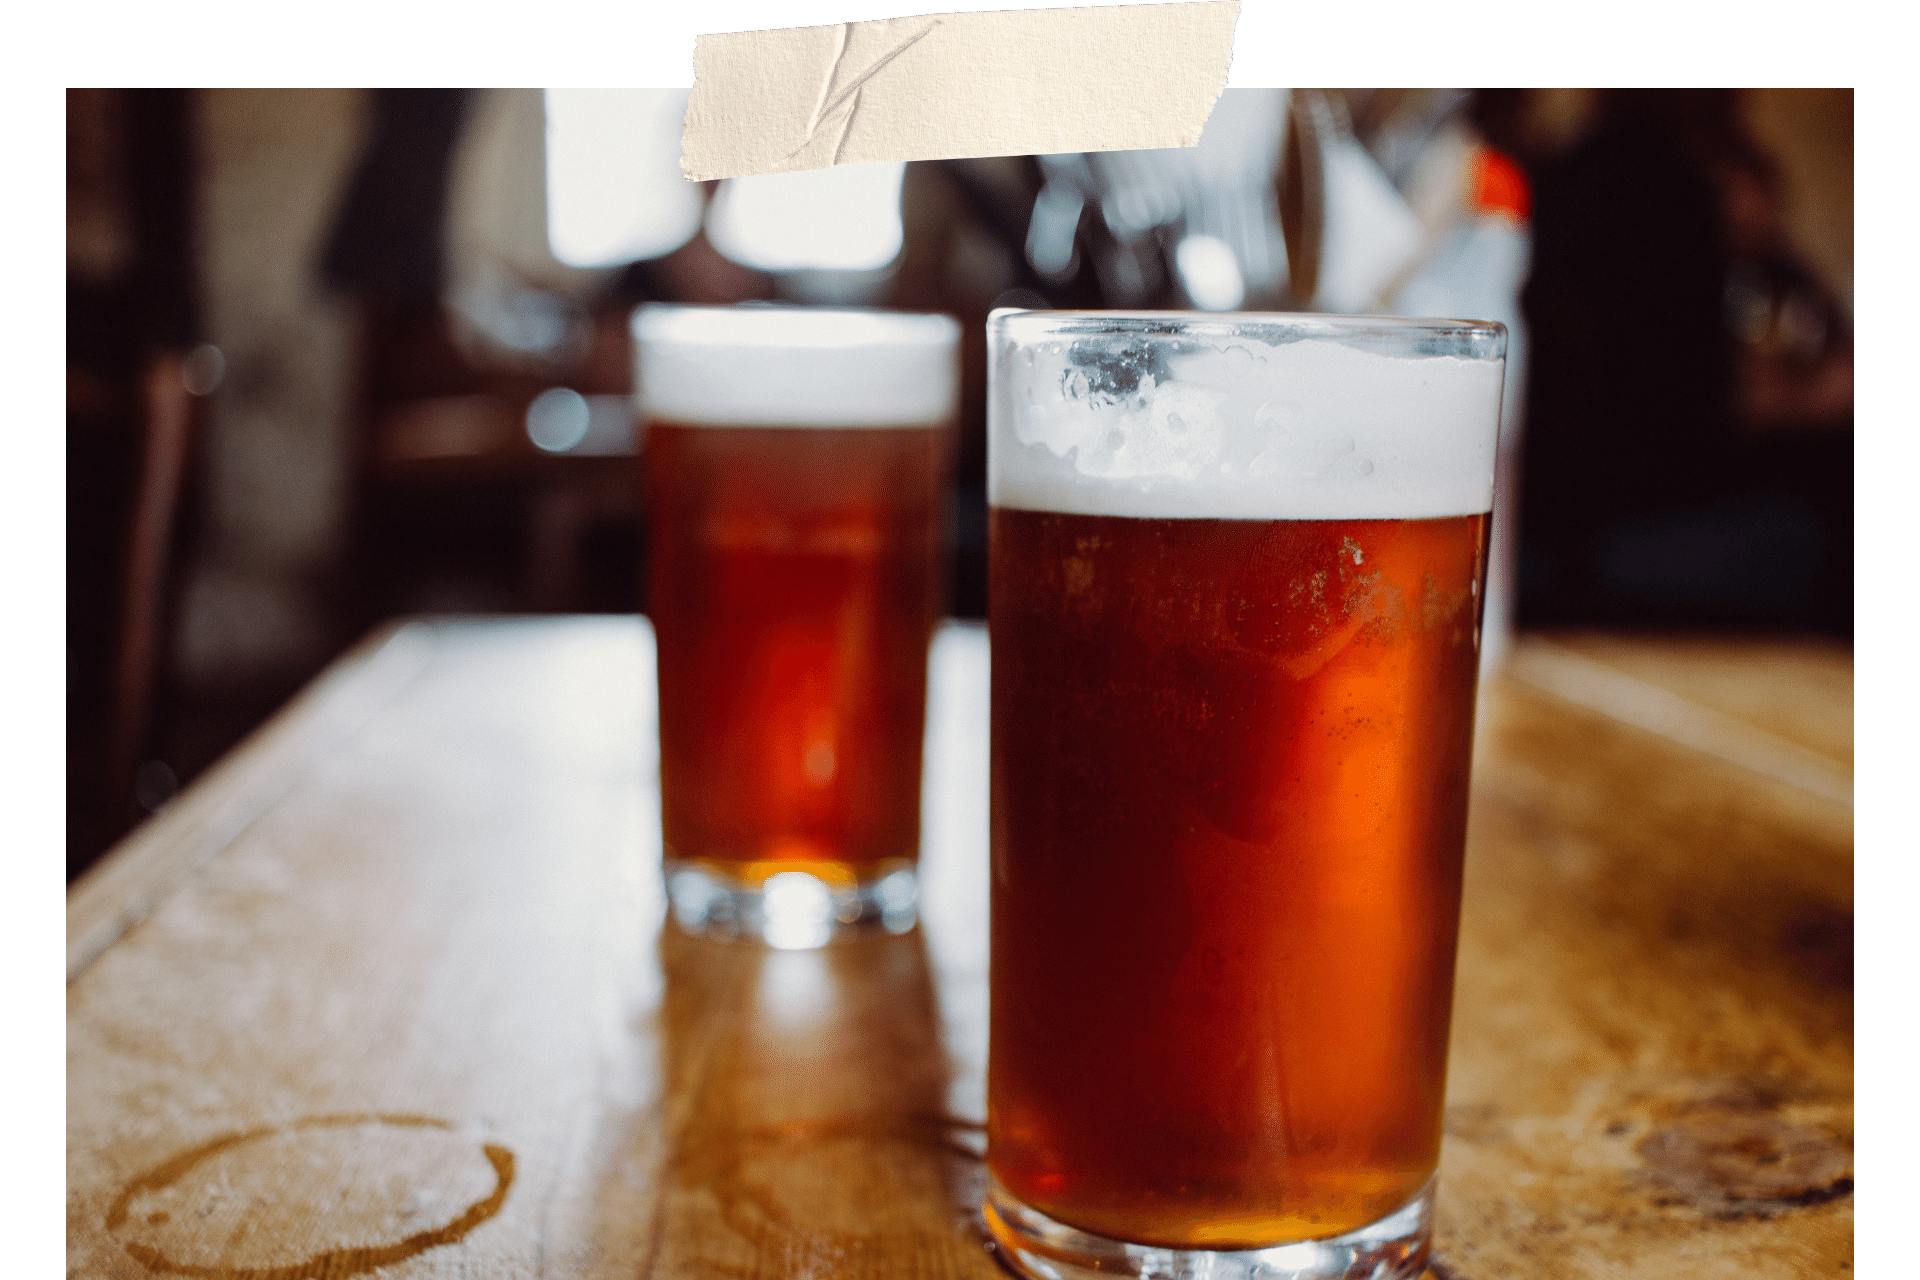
66, 87, 1853, 881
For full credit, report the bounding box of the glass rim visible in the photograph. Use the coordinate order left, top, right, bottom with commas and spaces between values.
988, 308, 1506, 358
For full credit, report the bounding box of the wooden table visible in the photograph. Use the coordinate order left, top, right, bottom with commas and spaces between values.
67, 618, 1853, 1278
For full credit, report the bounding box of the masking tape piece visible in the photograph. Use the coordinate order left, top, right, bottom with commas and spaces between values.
682, 2, 1240, 181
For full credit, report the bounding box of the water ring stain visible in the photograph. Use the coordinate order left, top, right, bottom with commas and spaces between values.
1637, 1110, 1850, 1215
105, 1113, 514, 1278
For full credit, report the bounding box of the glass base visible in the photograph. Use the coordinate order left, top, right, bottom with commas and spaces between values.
664, 858, 918, 948
984, 1175, 1435, 1280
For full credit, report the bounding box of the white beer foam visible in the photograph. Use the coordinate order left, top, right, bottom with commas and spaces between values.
635, 305, 960, 427
990, 333, 1504, 519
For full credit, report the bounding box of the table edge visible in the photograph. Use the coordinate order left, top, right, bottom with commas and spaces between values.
66, 618, 434, 983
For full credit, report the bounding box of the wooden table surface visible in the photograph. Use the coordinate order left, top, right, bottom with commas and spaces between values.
67, 618, 1853, 1279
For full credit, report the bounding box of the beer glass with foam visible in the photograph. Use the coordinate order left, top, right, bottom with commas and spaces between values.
984, 311, 1505, 1279
635, 305, 960, 949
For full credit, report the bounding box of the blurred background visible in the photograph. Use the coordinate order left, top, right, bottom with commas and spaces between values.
67, 87, 1852, 881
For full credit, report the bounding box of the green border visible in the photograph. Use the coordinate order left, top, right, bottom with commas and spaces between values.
33, 2, 1873, 1280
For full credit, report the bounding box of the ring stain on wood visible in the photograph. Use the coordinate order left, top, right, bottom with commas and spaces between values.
1638, 1115, 1851, 1218
1635, 1095, 1851, 1220
105, 1113, 514, 1277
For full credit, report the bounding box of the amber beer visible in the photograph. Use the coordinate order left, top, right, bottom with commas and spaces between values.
635, 306, 959, 946
984, 312, 1505, 1279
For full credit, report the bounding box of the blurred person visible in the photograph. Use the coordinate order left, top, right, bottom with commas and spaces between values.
1506, 89, 1850, 636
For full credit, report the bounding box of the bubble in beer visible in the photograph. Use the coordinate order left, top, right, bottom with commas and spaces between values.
804, 741, 837, 786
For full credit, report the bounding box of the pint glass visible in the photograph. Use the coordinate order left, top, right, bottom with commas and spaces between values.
984, 312, 1504, 1278
636, 305, 959, 948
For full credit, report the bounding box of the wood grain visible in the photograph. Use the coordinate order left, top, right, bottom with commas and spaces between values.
68, 620, 1850, 1278
1438, 638, 1852, 1279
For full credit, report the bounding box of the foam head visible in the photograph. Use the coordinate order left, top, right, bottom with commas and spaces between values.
635, 305, 961, 428
988, 311, 1506, 520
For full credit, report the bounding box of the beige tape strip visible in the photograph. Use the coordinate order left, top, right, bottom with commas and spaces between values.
682, 2, 1240, 181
